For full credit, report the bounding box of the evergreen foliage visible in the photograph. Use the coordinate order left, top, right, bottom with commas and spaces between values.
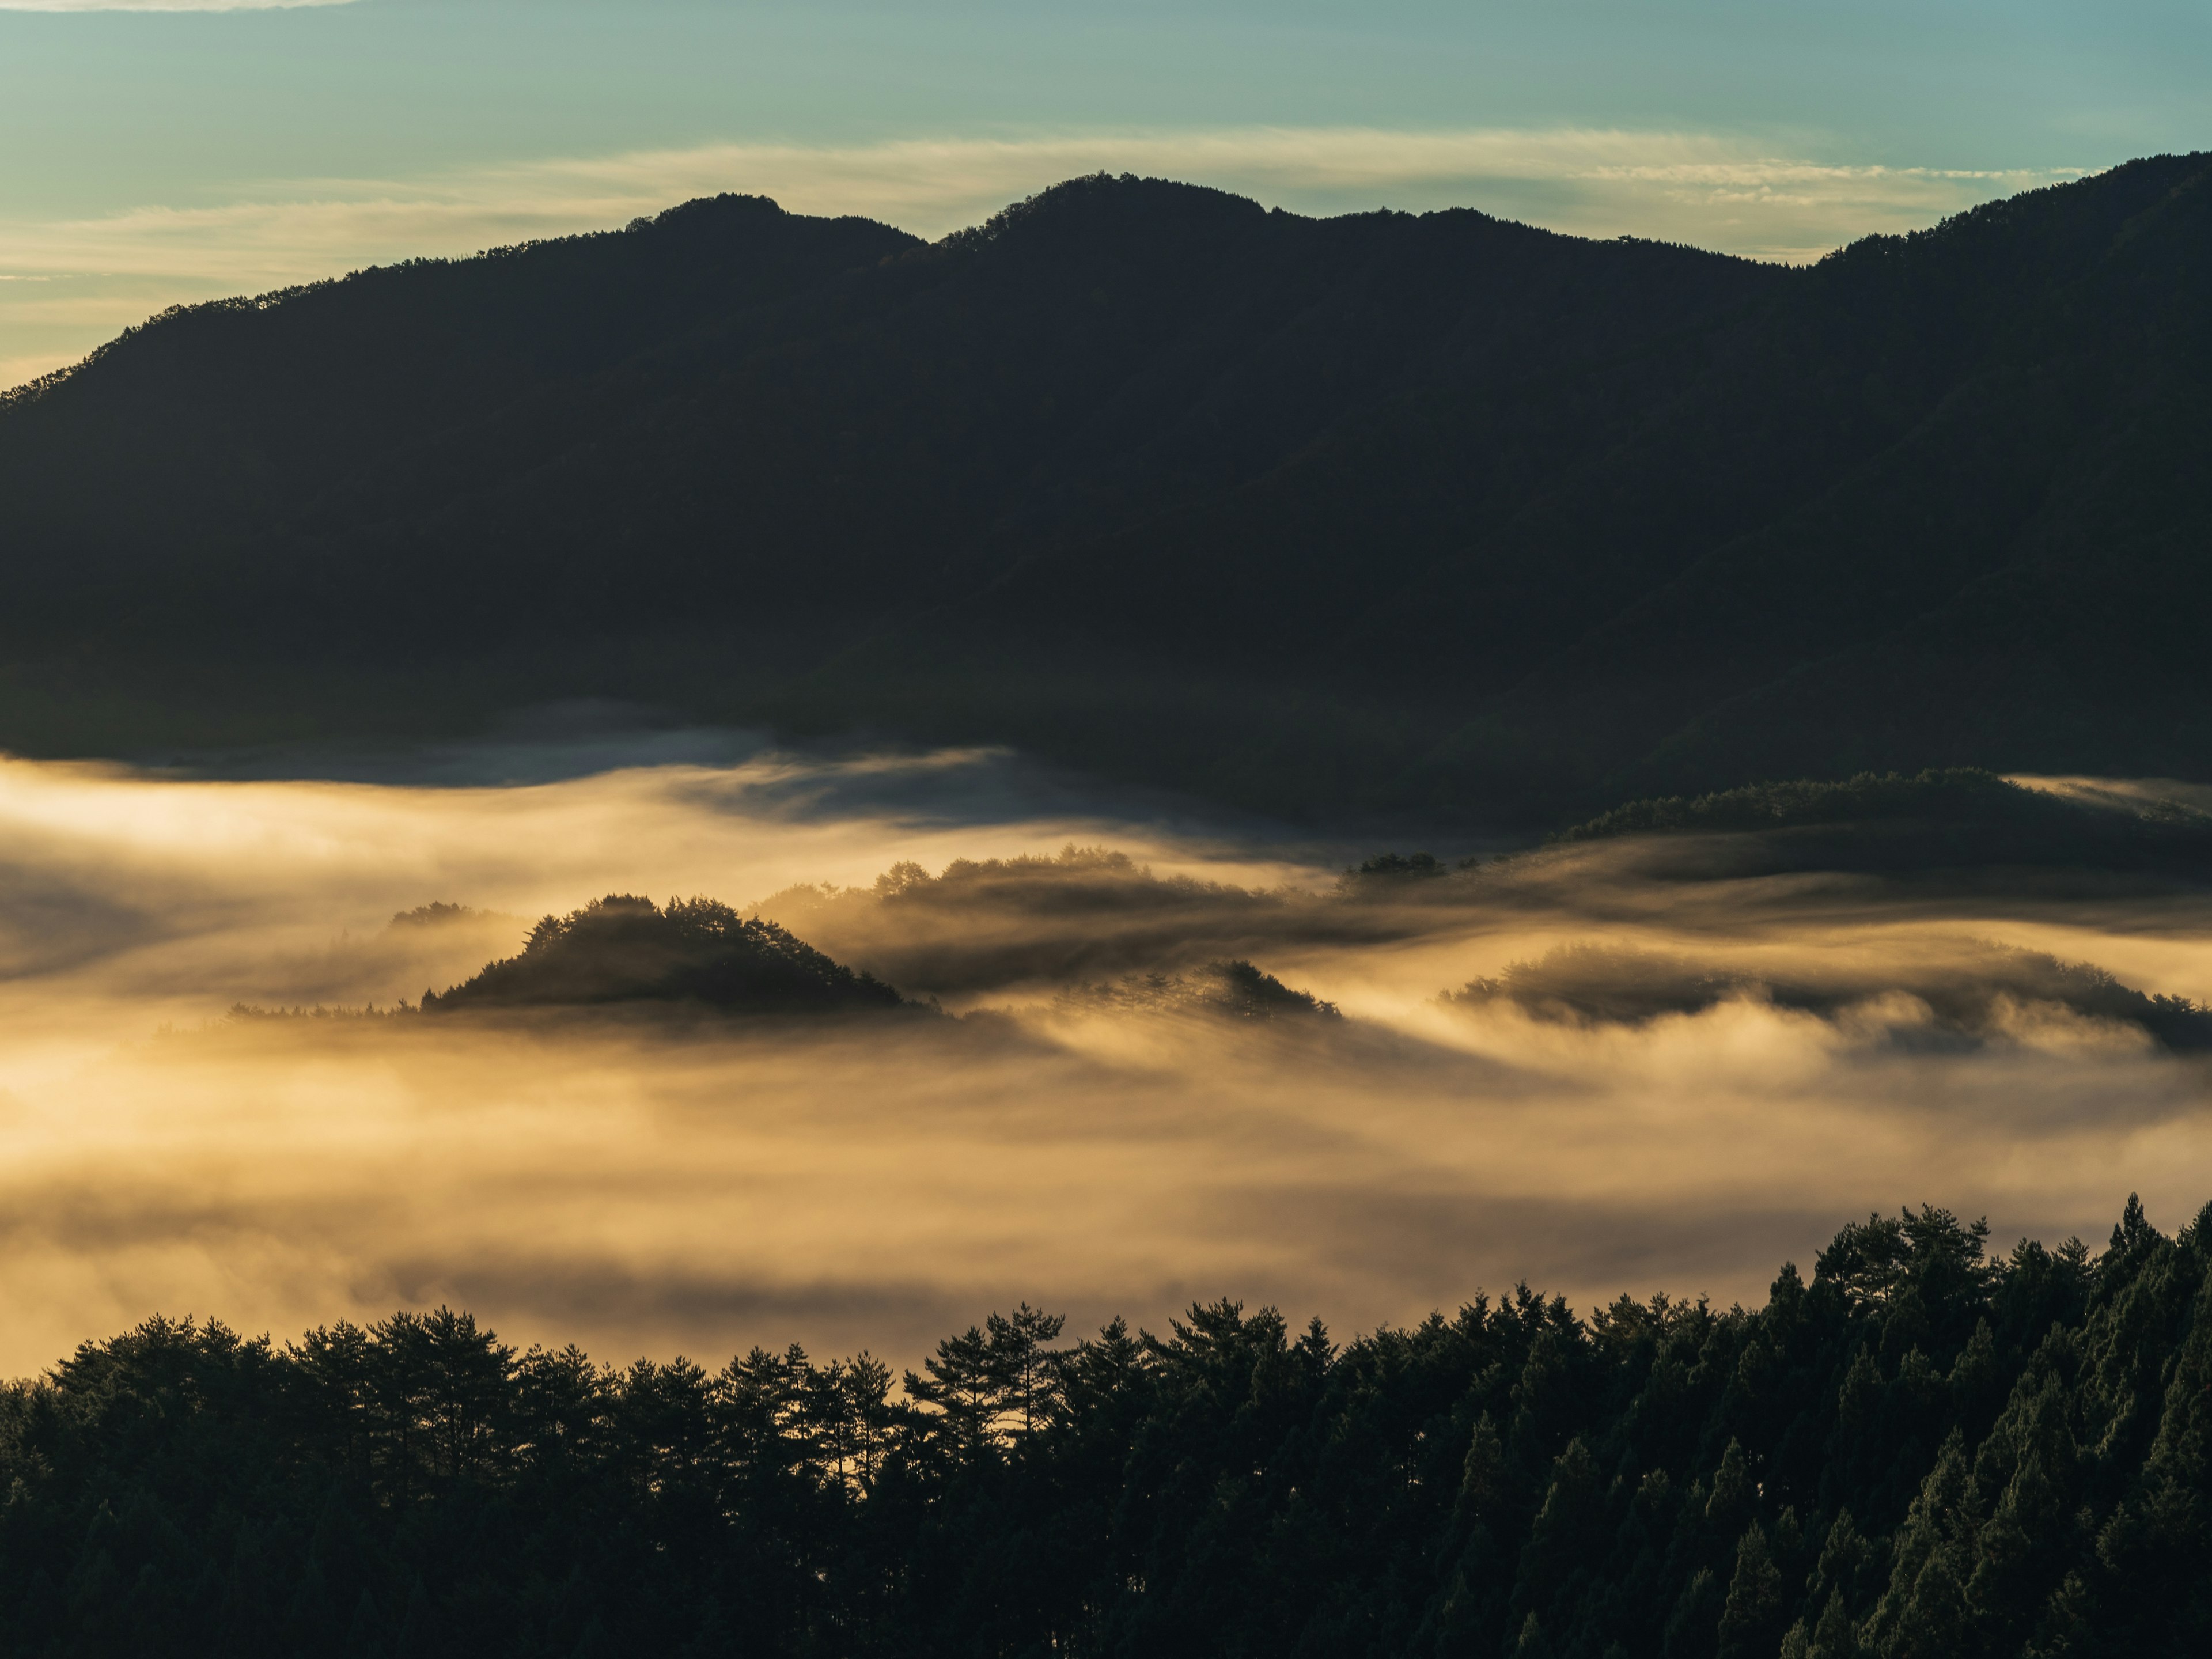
3, 1199, 2210, 1655
422, 895, 903, 1013
1059, 957, 1343, 1021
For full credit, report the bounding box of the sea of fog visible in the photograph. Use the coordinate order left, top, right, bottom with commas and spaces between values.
0, 731, 2207, 1379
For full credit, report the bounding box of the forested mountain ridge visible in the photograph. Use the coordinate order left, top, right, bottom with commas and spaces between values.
1, 155, 2207, 822
4, 1198, 2210, 1656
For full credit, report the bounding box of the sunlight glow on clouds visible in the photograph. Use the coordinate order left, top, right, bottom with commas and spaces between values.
0, 748, 2203, 1372
0, 126, 2086, 389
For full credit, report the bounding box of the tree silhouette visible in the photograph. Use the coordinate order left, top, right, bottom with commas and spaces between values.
2, 1198, 2211, 1652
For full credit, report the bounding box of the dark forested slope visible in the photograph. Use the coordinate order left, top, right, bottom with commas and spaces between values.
5, 1200, 2211, 1656
419, 893, 904, 1014
2, 156, 2207, 821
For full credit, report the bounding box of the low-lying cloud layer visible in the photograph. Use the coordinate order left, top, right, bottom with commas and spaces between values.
0, 746, 2206, 1379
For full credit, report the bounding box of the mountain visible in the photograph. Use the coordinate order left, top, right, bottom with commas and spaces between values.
2, 157, 2207, 824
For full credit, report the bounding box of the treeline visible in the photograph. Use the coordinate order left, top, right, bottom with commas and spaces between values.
419, 894, 903, 1015
1546, 770, 2212, 881
1551, 771, 2043, 842
4, 1199, 2210, 1656
1443, 939, 2212, 1049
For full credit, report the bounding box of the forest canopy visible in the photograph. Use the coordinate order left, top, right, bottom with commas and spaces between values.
420, 894, 904, 1014
2, 1196, 2207, 1656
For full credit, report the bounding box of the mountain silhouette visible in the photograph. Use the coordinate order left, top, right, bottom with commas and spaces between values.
2, 157, 2207, 824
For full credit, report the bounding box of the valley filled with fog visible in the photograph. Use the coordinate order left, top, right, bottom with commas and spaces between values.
0, 740, 2206, 1378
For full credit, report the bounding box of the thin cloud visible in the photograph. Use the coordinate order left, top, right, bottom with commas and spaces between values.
0, 126, 2088, 388
0, 1, 351, 10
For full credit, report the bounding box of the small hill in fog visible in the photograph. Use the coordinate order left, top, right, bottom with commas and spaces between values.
1062, 958, 1342, 1022
423, 894, 904, 1014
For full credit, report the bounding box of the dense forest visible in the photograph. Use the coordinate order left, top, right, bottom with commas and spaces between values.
0, 156, 2207, 823
4, 1198, 2210, 1657
418, 894, 904, 1015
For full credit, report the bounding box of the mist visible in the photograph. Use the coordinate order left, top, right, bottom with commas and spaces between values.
1, 745, 2207, 1379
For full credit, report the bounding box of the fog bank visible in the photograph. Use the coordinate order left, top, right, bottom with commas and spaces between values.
0, 749, 2206, 1376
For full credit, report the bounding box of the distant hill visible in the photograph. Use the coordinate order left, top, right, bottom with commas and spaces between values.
423, 895, 903, 1014
1550, 768, 2212, 875
2, 157, 2207, 824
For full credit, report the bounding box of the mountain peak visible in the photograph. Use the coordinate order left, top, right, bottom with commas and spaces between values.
1, 160, 2206, 825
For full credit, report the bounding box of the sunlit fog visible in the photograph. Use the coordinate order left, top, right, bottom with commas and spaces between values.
1, 740, 2206, 1378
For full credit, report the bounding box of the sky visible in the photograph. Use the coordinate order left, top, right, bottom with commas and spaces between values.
0, 0, 2205, 389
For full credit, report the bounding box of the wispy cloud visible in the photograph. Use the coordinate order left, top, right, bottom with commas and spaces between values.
0, 1, 351, 10
0, 126, 2086, 388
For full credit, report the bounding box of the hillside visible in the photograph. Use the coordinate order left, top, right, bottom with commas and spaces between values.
1, 157, 2207, 823
418, 894, 904, 1015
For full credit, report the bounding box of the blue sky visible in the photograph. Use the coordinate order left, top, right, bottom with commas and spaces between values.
2, 0, 2206, 386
